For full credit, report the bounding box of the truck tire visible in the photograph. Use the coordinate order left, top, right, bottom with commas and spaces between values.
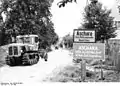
22, 54, 29, 65
28, 58, 35, 65
22, 54, 39, 65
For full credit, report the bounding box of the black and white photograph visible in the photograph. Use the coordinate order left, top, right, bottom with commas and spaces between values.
0, 0, 120, 85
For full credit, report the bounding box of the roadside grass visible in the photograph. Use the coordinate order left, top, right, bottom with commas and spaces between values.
43, 55, 120, 82
0, 45, 8, 67
43, 64, 82, 82
43, 63, 97, 82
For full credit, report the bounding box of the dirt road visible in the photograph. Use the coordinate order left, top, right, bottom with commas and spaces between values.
0, 49, 72, 84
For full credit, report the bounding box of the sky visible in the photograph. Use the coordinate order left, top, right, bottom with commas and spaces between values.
51, 0, 116, 37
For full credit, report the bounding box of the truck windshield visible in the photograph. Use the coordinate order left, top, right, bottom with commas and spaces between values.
17, 37, 30, 43
16, 37, 24, 43
24, 37, 30, 43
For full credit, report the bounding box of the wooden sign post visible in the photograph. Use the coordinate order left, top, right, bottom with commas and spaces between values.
99, 60, 104, 80
81, 59, 86, 81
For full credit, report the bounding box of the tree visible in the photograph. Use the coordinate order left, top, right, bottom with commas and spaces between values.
63, 34, 73, 48
82, 0, 116, 42
0, 0, 58, 46
57, 0, 77, 8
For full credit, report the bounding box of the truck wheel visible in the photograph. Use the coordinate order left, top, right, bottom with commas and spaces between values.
24, 54, 39, 65
31, 59, 34, 65
22, 54, 29, 65
22, 58, 28, 65
29, 59, 35, 65
30, 55, 36, 65
28, 59, 32, 65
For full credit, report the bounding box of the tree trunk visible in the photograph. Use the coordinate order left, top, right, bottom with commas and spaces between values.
1, 29, 6, 45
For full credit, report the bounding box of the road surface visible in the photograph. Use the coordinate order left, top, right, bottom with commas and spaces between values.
0, 49, 72, 85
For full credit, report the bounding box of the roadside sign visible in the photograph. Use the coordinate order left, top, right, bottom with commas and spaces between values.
73, 29, 96, 43
73, 43, 105, 60
73, 29, 105, 81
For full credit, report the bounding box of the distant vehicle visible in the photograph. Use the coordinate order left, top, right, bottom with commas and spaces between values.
5, 34, 48, 66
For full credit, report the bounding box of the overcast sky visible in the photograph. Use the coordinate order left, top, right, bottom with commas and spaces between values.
51, 0, 117, 37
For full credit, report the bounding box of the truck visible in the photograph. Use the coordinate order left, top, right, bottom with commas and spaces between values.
5, 34, 48, 66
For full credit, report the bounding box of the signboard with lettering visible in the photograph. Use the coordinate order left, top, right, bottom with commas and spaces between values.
73, 29, 96, 43
73, 43, 105, 60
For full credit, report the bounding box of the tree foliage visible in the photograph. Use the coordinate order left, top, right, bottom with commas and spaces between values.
57, 0, 77, 8
63, 34, 73, 48
83, 1, 116, 41
0, 0, 58, 46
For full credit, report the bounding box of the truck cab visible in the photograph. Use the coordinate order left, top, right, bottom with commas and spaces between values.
16, 35, 39, 51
